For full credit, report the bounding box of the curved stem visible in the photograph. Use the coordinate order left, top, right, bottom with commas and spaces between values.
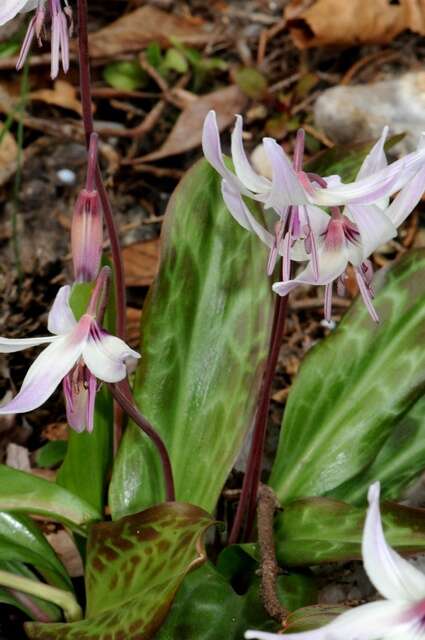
0, 570, 82, 622
109, 382, 176, 502
76, 0, 127, 341
229, 294, 288, 544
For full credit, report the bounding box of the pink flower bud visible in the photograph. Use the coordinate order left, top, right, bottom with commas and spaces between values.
71, 134, 103, 282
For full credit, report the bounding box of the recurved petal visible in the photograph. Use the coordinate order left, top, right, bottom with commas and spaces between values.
263, 138, 308, 208
246, 601, 411, 640
272, 245, 349, 297
0, 0, 32, 24
363, 482, 425, 602
83, 323, 140, 383
231, 115, 270, 193
0, 318, 91, 415
386, 163, 425, 227
357, 127, 389, 180
202, 110, 248, 195
221, 180, 274, 248
47, 285, 77, 335
347, 203, 397, 263
0, 335, 59, 353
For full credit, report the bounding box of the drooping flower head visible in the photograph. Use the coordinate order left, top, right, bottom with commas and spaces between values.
71, 132, 103, 283
0, 268, 140, 433
0, 0, 72, 79
246, 482, 425, 640
202, 111, 425, 321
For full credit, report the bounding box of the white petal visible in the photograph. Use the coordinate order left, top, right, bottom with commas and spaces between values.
302, 204, 330, 236
262, 138, 308, 208
273, 245, 349, 297
363, 482, 425, 602
0, 335, 59, 353
0, 318, 91, 415
231, 115, 270, 194
386, 164, 425, 227
20, 0, 40, 13
47, 285, 77, 335
221, 181, 274, 248
202, 111, 248, 195
83, 324, 140, 383
311, 165, 400, 207
357, 127, 389, 179
347, 203, 397, 263
246, 601, 411, 640
0, 0, 31, 24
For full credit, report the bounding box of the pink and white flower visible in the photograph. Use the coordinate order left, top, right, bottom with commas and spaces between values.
272, 133, 425, 321
0, 282, 139, 432
0, 0, 72, 79
246, 482, 425, 640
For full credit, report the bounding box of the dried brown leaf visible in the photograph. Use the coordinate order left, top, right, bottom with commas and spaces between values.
285, 0, 425, 48
139, 85, 247, 162
30, 81, 83, 116
121, 238, 161, 287
88, 6, 213, 58
0, 129, 18, 187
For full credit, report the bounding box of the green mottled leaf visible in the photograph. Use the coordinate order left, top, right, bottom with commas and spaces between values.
110, 159, 273, 518
0, 465, 100, 528
330, 395, 425, 504
270, 250, 425, 504
36, 442, 68, 469
305, 133, 404, 183
283, 605, 349, 633
157, 562, 316, 639
25, 502, 213, 640
0, 513, 71, 590
57, 282, 113, 514
275, 496, 425, 566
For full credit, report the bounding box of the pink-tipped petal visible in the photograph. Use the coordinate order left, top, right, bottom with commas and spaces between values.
386, 163, 425, 227
202, 111, 248, 195
221, 181, 274, 248
245, 600, 410, 640
58, 10, 69, 73
347, 203, 397, 263
273, 244, 349, 297
47, 285, 77, 335
0, 0, 32, 25
0, 335, 59, 353
83, 323, 140, 383
0, 317, 91, 415
357, 127, 389, 179
311, 165, 401, 207
50, 12, 60, 79
71, 190, 103, 283
262, 138, 308, 208
231, 115, 270, 193
16, 15, 35, 70
355, 269, 379, 323
363, 482, 425, 602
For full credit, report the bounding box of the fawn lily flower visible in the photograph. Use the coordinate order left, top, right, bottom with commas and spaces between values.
71, 133, 103, 283
0, 274, 140, 432
272, 135, 425, 322
202, 111, 425, 213
1, 0, 73, 79
246, 482, 425, 640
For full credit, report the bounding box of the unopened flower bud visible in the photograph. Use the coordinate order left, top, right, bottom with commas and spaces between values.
71, 133, 103, 282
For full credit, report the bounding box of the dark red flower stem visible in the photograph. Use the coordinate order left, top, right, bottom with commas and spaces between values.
109, 382, 176, 502
229, 293, 288, 544
76, 0, 127, 341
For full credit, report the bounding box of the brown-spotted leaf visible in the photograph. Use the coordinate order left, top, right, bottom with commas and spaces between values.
283, 605, 349, 633
25, 503, 213, 640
